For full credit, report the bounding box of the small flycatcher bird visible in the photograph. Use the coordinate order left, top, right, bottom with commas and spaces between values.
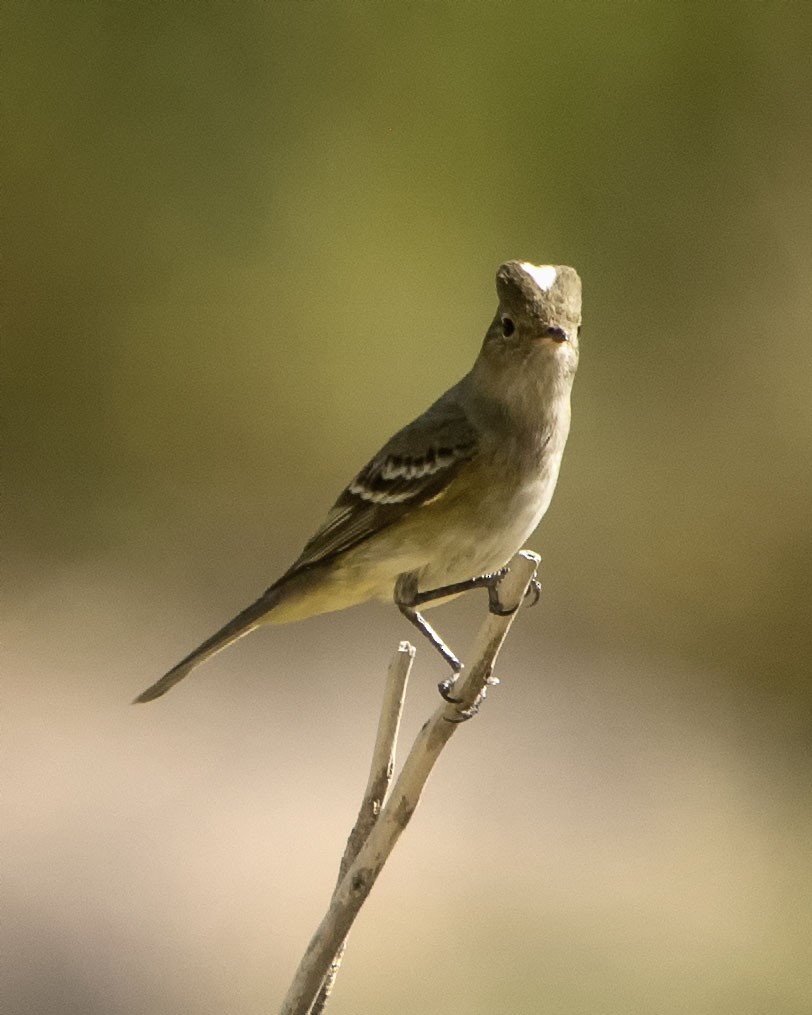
135, 260, 581, 703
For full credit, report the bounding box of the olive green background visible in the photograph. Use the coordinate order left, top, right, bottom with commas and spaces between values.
4, 3, 811, 1013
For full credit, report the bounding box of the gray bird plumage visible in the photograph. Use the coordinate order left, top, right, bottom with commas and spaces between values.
135, 261, 581, 703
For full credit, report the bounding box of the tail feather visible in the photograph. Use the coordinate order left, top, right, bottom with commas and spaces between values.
133, 588, 281, 703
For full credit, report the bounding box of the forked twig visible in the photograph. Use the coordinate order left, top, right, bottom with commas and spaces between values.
280, 551, 540, 1015
310, 642, 414, 1013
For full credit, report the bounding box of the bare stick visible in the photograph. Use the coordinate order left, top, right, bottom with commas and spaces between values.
310, 642, 414, 1014
279, 551, 540, 1015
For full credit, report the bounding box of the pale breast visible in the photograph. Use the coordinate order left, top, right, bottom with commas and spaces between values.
414, 441, 565, 590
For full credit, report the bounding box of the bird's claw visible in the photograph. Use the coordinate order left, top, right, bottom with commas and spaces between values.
489, 573, 541, 615
441, 672, 499, 722
438, 677, 462, 703
482, 567, 514, 616
438, 659, 465, 703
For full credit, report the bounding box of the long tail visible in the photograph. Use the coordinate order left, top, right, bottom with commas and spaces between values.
133, 587, 282, 703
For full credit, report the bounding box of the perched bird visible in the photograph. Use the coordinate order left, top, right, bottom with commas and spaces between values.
135, 261, 581, 703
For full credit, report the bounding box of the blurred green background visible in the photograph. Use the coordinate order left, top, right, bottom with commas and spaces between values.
4, 3, 811, 1013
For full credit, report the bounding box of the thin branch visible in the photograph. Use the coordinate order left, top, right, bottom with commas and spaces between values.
309, 642, 414, 1014
279, 551, 540, 1015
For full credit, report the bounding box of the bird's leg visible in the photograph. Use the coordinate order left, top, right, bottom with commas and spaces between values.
394, 573, 463, 701
474, 570, 541, 616
396, 567, 521, 702
412, 565, 536, 618
409, 566, 510, 609
396, 566, 541, 704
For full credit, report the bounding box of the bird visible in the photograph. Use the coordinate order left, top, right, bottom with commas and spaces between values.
134, 260, 581, 703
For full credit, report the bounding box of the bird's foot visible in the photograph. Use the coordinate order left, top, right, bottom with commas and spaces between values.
438, 664, 463, 703
441, 671, 499, 721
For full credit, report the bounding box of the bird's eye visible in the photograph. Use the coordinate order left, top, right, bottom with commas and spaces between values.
546, 325, 567, 342
501, 316, 515, 337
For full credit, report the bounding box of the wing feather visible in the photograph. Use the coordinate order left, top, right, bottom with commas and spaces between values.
277, 387, 478, 577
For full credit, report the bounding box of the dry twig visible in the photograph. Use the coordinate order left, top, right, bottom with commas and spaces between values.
310, 642, 414, 1013
279, 550, 540, 1015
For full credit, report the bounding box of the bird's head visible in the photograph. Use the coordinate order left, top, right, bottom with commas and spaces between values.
478, 261, 582, 391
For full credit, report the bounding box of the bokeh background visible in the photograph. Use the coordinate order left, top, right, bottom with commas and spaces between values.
4, 3, 812, 1013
